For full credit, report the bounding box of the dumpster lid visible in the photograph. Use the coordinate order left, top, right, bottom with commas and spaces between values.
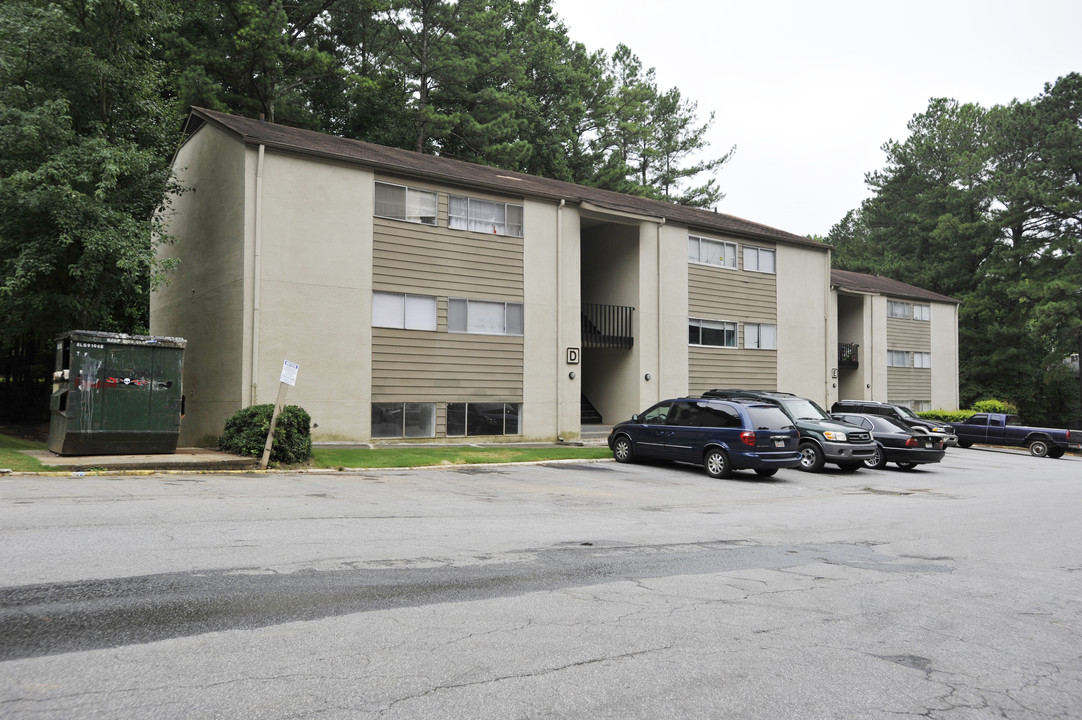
57, 330, 187, 349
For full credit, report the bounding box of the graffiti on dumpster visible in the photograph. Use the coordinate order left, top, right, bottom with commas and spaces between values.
74, 376, 151, 389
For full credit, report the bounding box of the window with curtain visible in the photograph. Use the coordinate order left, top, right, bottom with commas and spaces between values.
688, 235, 737, 269
448, 195, 523, 237
448, 298, 524, 335
374, 181, 437, 225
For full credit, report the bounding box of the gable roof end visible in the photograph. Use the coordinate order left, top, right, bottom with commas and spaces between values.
831, 269, 960, 304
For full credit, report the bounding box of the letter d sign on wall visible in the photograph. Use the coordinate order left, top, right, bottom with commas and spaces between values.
566, 347, 580, 365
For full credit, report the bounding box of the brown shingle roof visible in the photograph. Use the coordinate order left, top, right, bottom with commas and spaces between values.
184, 107, 825, 250
831, 269, 959, 304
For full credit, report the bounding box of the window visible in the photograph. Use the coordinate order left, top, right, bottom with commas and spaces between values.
639, 401, 673, 424
448, 195, 523, 237
888, 300, 912, 319
668, 401, 702, 427
699, 403, 742, 428
372, 292, 437, 330
448, 298, 523, 335
689, 318, 737, 348
913, 304, 931, 321
743, 246, 776, 273
447, 402, 521, 436
374, 181, 437, 225
888, 350, 930, 368
688, 235, 737, 269
745, 323, 777, 350
371, 403, 436, 438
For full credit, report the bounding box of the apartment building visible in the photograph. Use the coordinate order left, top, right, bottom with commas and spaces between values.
152, 108, 955, 445
832, 269, 960, 411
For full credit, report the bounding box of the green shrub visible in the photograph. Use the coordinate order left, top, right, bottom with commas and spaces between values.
919, 409, 974, 423
218, 404, 312, 464
971, 398, 1018, 414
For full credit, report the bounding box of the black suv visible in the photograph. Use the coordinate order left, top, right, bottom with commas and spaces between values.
830, 400, 957, 446
702, 389, 877, 472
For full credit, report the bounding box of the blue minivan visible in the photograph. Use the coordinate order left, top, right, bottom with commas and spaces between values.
608, 397, 801, 478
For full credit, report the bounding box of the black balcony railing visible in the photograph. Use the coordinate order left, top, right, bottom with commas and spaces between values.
582, 303, 634, 349
839, 342, 859, 369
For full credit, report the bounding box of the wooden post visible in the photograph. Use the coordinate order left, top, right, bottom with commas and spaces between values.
260, 381, 289, 470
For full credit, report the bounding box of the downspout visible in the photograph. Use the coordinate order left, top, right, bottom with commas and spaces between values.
656, 218, 666, 400
251, 143, 265, 406
556, 199, 565, 441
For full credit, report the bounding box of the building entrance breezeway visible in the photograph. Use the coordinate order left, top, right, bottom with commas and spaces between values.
578, 217, 641, 426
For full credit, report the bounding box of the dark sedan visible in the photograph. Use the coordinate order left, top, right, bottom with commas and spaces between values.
831, 412, 946, 470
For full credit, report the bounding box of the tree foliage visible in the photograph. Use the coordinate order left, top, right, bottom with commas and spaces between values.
827, 75, 1082, 425
0, 0, 183, 420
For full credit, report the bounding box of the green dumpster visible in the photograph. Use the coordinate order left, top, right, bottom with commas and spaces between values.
48, 331, 187, 455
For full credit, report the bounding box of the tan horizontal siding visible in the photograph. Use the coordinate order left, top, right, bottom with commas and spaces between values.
688, 264, 776, 320
688, 346, 777, 396
887, 367, 931, 400
886, 317, 931, 350
373, 217, 523, 300
372, 328, 522, 402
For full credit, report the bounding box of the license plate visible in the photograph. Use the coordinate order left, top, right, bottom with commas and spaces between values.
773, 439, 786, 447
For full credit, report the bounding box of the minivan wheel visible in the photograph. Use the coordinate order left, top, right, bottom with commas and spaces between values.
612, 435, 635, 463
798, 443, 825, 472
704, 448, 732, 479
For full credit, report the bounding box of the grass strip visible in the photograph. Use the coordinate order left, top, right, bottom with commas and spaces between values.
309, 446, 611, 469
0, 434, 60, 473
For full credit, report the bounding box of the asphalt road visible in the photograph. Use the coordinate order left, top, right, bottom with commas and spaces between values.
1, 447, 1080, 719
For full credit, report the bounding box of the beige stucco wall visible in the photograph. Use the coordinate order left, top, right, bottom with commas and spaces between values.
522, 199, 580, 440
776, 243, 834, 406
930, 301, 960, 409
152, 124, 248, 446
252, 151, 374, 441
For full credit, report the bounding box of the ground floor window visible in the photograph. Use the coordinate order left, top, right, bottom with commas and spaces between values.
371, 402, 436, 438
447, 402, 521, 436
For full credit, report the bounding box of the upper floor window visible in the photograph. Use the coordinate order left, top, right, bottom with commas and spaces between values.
375, 181, 437, 225
743, 246, 776, 274
448, 298, 524, 335
449, 195, 523, 237
888, 300, 912, 319
913, 304, 931, 321
689, 318, 737, 348
745, 323, 777, 350
372, 292, 437, 330
688, 235, 736, 269
888, 350, 931, 368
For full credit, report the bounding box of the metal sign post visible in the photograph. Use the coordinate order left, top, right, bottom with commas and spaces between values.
260, 360, 299, 470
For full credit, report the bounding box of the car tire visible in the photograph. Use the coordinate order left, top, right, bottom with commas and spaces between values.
612, 435, 635, 463
1048, 447, 1065, 459
836, 462, 862, 472
798, 443, 825, 473
957, 440, 972, 448
896, 461, 919, 470
1029, 439, 1050, 458
704, 448, 732, 479
864, 446, 888, 470
754, 468, 778, 477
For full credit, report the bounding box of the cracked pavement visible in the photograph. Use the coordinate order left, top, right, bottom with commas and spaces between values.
1, 448, 1080, 718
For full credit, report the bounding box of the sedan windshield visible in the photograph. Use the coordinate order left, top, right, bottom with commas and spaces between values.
780, 398, 829, 420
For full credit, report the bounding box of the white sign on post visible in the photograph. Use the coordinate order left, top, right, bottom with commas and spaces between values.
280, 360, 299, 387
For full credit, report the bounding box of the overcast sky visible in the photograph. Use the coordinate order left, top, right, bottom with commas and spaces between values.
552, 0, 1082, 238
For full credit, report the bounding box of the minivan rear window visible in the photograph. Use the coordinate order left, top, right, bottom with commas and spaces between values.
746, 406, 794, 430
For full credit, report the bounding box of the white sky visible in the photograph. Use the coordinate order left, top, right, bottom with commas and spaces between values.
552, 0, 1082, 238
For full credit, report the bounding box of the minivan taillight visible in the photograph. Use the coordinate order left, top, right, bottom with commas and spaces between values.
741, 431, 756, 447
